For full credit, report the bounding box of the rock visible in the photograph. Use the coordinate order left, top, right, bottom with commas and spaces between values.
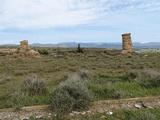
134, 103, 143, 109
86, 111, 92, 114
69, 113, 75, 116
48, 113, 52, 116
22, 116, 29, 120
81, 112, 86, 115
147, 106, 154, 109
72, 111, 80, 115
106, 111, 113, 115
36, 115, 43, 119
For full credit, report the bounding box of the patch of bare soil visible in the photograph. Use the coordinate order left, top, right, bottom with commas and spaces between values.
0, 96, 160, 120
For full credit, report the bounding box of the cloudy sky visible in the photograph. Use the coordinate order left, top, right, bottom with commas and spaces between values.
0, 0, 160, 44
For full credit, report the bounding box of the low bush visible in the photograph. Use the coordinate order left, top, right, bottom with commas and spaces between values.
139, 75, 160, 88
138, 69, 160, 88
21, 74, 47, 96
123, 69, 160, 88
50, 78, 92, 113
38, 49, 49, 55
122, 71, 138, 82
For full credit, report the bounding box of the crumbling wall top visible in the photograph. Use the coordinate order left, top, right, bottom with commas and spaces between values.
20, 40, 29, 50
122, 33, 131, 36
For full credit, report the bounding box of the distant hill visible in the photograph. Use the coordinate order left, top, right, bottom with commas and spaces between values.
1, 42, 160, 49
31, 42, 160, 49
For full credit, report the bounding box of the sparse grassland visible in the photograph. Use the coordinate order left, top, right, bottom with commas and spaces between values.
0, 48, 160, 109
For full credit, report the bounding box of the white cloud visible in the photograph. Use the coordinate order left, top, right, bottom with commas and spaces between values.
0, 0, 160, 29
0, 0, 97, 28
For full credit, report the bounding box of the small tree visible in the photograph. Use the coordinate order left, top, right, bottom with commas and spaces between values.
38, 49, 49, 55
77, 44, 83, 53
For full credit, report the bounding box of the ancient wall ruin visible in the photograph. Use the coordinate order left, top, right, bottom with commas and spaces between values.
17, 40, 40, 58
0, 40, 40, 58
20, 40, 29, 50
122, 33, 133, 54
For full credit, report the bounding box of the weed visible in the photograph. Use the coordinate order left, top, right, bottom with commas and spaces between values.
21, 74, 47, 96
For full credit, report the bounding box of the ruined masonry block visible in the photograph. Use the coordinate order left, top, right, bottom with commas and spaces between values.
20, 40, 29, 50
18, 40, 40, 58
122, 33, 133, 54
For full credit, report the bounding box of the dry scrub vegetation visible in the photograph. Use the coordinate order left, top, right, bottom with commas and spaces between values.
0, 48, 160, 115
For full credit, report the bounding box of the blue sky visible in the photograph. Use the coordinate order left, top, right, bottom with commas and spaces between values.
0, 0, 160, 44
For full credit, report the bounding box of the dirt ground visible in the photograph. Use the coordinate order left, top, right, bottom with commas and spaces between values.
0, 96, 160, 120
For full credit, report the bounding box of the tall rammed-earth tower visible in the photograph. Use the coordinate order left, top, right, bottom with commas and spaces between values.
122, 33, 133, 54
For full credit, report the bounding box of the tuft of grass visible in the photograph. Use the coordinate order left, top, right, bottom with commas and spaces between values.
8, 90, 51, 109
7, 75, 50, 109
89, 82, 125, 100
0, 73, 11, 84
21, 74, 47, 96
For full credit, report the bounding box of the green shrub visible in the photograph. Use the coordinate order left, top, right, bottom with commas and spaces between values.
123, 69, 160, 88
78, 69, 91, 80
123, 71, 138, 81
139, 75, 160, 88
21, 74, 47, 96
50, 79, 92, 113
38, 49, 49, 55
138, 69, 160, 88
77, 44, 83, 53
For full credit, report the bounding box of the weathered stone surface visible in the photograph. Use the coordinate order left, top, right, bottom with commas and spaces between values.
20, 40, 29, 50
122, 33, 133, 54
0, 40, 40, 58
17, 40, 40, 58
